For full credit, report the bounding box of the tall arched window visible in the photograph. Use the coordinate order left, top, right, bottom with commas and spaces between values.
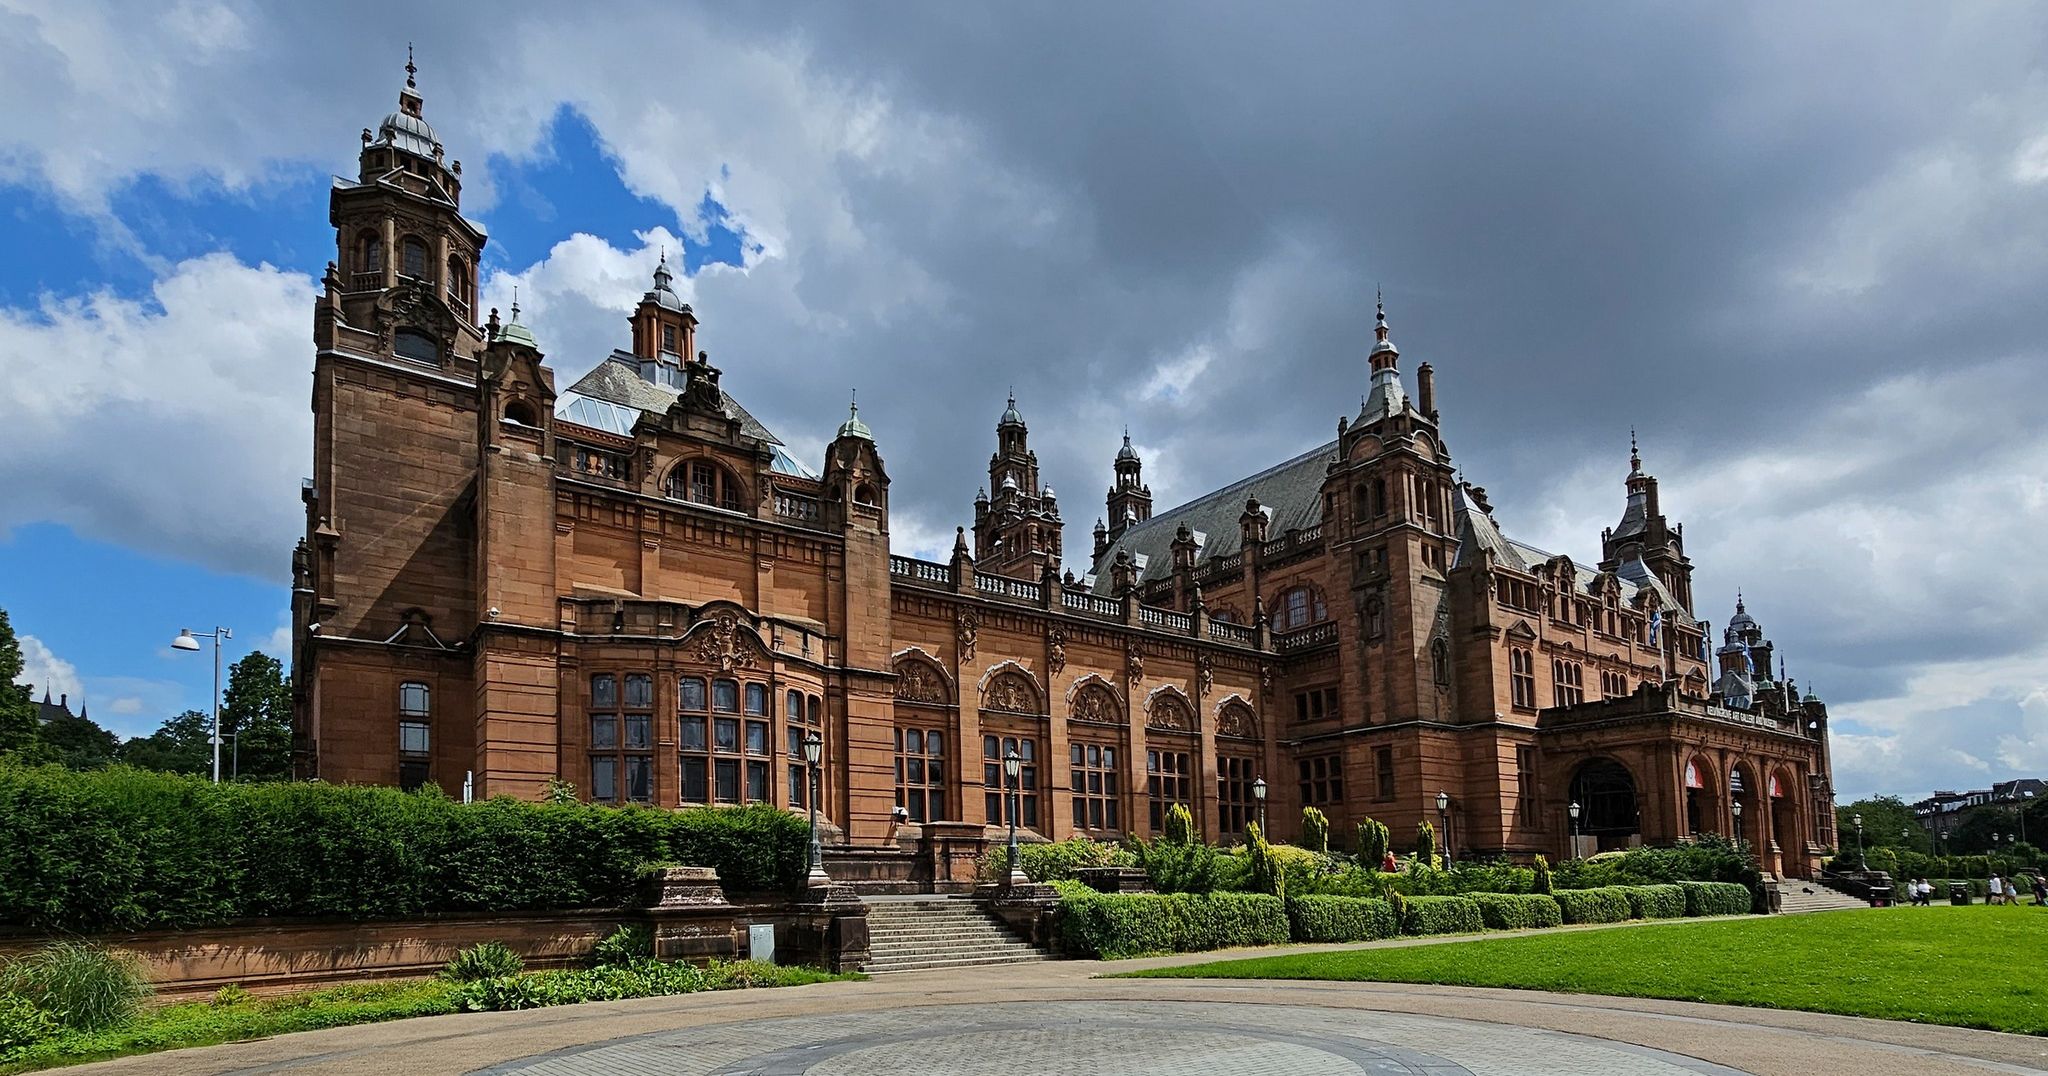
355, 230, 383, 277
665, 459, 744, 512
445, 255, 471, 311
400, 236, 429, 282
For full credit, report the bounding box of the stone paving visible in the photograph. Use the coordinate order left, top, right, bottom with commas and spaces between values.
476, 1001, 1749, 1076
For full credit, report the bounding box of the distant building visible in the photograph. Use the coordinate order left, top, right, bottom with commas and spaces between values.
1913, 779, 2045, 847
34, 690, 80, 725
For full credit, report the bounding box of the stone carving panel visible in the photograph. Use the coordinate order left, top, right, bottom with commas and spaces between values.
1147, 692, 1196, 734
1071, 683, 1122, 726
983, 670, 1041, 714
895, 660, 949, 705
1217, 701, 1259, 740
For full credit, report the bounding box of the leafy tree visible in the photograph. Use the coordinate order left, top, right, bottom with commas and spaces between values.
1836, 795, 1921, 855
1532, 854, 1554, 894
219, 652, 293, 782
31, 712, 121, 770
1416, 819, 1438, 867
1356, 817, 1390, 866
1300, 806, 1329, 853
1950, 805, 2027, 855
119, 710, 214, 776
0, 608, 39, 754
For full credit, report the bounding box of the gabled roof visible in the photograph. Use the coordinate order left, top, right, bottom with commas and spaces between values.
1091, 440, 1336, 585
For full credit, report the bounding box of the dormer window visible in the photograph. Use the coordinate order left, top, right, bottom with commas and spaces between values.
666, 459, 744, 512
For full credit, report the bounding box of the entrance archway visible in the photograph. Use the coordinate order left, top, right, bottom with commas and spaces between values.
1769, 769, 1802, 878
1567, 758, 1639, 852
1729, 762, 1762, 859
1683, 755, 1720, 838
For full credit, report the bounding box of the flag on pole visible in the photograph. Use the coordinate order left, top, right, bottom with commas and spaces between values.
1648, 609, 1662, 647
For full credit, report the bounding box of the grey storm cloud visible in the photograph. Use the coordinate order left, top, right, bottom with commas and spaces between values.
4, 1, 2046, 798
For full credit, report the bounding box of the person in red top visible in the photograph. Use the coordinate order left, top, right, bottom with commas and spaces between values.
1382, 852, 1399, 873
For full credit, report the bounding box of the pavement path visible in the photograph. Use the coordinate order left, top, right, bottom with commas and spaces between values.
55, 936, 2048, 1076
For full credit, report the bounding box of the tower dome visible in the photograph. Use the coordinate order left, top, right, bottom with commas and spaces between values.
1116, 430, 1140, 462
836, 397, 872, 441
999, 393, 1025, 427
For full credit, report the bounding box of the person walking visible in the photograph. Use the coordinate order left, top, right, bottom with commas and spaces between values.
2006, 874, 2023, 906
1988, 872, 2004, 905
2030, 873, 2046, 906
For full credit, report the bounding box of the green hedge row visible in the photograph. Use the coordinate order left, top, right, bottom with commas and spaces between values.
1678, 880, 1753, 917
1399, 895, 1484, 936
1286, 895, 1398, 942
1468, 892, 1563, 930
1553, 886, 1632, 924
1056, 890, 1288, 958
0, 764, 809, 933
1621, 884, 1687, 920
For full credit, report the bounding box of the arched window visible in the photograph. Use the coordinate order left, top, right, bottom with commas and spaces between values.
1274, 586, 1326, 631
1431, 638, 1450, 688
665, 459, 745, 512
400, 235, 429, 282
854, 483, 878, 506
394, 329, 439, 364
445, 255, 470, 311
1509, 647, 1536, 709
355, 230, 383, 277
504, 400, 539, 426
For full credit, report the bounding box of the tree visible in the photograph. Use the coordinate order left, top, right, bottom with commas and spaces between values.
0, 608, 40, 754
30, 711, 121, 770
1950, 805, 2025, 855
219, 651, 293, 782
1836, 795, 1922, 854
1356, 817, 1391, 867
1416, 819, 1438, 867
1300, 806, 1329, 853
119, 710, 213, 776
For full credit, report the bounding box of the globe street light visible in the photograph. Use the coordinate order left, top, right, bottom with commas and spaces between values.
801, 731, 827, 886
1731, 798, 1744, 856
1252, 775, 1267, 835
1436, 789, 1452, 867
171, 626, 232, 784
1853, 812, 1864, 871
1568, 800, 1581, 858
1003, 746, 1026, 885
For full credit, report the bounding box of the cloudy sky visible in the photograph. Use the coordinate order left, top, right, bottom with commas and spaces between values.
2, 2, 2044, 799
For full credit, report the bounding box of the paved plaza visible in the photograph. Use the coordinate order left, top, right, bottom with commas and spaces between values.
57, 947, 2048, 1076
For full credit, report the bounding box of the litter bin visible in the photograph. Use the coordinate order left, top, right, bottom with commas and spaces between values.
1948, 881, 1971, 906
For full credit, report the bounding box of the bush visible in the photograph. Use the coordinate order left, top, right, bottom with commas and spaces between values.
1301, 807, 1329, 854
1415, 820, 1438, 867
0, 764, 810, 933
591, 924, 653, 967
1356, 817, 1390, 866
1468, 892, 1562, 930
454, 959, 709, 1011
1532, 854, 1553, 895
0, 992, 60, 1055
1447, 861, 1535, 895
1619, 884, 1687, 920
1245, 824, 1285, 899
1553, 886, 1633, 924
1133, 837, 1223, 894
1163, 804, 1196, 846
1056, 890, 1288, 958
0, 942, 152, 1032
976, 837, 1134, 884
1398, 895, 1484, 936
1287, 895, 1398, 942
440, 941, 524, 983
1677, 880, 1753, 917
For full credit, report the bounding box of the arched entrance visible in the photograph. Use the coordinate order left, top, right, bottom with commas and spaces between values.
1683, 755, 1720, 838
1769, 769, 1802, 878
1568, 758, 1639, 853
1729, 762, 1762, 861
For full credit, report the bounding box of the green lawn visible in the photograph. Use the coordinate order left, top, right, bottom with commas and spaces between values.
1131, 905, 2048, 1035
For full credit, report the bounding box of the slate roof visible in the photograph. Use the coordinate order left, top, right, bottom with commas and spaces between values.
1091, 440, 1337, 585
556, 352, 818, 479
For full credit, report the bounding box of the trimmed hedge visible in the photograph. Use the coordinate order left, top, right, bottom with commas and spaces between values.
1057, 890, 1288, 958
1398, 895, 1484, 936
1619, 884, 1686, 920
1468, 892, 1562, 930
1287, 895, 1398, 942
1553, 886, 1633, 924
0, 764, 809, 933
1677, 880, 1752, 917
976, 837, 1134, 884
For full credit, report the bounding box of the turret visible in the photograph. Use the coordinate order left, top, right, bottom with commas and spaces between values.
1106, 429, 1152, 540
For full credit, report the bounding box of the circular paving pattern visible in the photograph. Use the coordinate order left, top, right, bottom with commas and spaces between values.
475, 1000, 1753, 1075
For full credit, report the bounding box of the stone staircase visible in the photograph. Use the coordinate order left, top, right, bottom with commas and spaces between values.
862, 895, 1050, 973
1778, 882, 1872, 914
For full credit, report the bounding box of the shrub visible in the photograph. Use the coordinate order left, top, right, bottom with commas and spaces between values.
1398, 895, 1484, 936
455, 958, 708, 1011
1055, 890, 1288, 958
1532, 854, 1553, 895
1468, 892, 1562, 930
0, 942, 152, 1032
1415, 820, 1438, 867
1163, 804, 1196, 846
1245, 825, 1285, 900
1133, 837, 1222, 894
1619, 884, 1687, 920
1288, 895, 1397, 942
1301, 807, 1329, 854
1356, 817, 1391, 866
0, 764, 810, 933
1553, 886, 1632, 924
591, 924, 653, 967
0, 992, 59, 1055
1677, 880, 1753, 917
1447, 861, 1535, 895
441, 941, 524, 983
211, 983, 251, 1007
1386, 889, 1408, 927
976, 837, 1133, 884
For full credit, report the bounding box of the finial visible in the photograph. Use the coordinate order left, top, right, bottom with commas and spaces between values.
1629, 427, 1641, 474
848, 388, 858, 416
1736, 588, 1744, 613
509, 285, 521, 323
1374, 286, 1389, 341
406, 44, 417, 89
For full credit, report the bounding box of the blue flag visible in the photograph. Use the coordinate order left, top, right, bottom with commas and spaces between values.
1648, 609, 1662, 647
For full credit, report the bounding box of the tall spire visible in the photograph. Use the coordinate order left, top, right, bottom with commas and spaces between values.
1369, 286, 1399, 368
406, 43, 417, 89
1629, 427, 1641, 476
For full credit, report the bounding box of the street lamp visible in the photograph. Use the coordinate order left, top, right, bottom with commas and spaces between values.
1853, 812, 1864, 871
1003, 746, 1026, 885
1436, 790, 1452, 867
1252, 776, 1267, 835
801, 731, 827, 887
1568, 800, 1582, 858
171, 626, 232, 783
1731, 798, 1744, 855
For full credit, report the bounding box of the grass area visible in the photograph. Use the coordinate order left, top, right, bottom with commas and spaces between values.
1, 961, 857, 1073
1132, 904, 2048, 1035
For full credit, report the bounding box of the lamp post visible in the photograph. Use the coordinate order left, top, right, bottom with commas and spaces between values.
1568, 800, 1581, 858
1003, 746, 1026, 885
1732, 798, 1744, 857
1436, 790, 1452, 867
1853, 812, 1864, 871
802, 731, 827, 887
2021, 791, 2033, 848
1252, 776, 1267, 835
171, 626, 232, 784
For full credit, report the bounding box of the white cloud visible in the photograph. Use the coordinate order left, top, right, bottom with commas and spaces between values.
107, 696, 144, 715
0, 254, 313, 578
14, 634, 81, 703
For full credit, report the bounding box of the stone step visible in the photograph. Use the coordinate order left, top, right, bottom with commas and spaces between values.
870, 944, 1042, 961
866, 953, 1048, 974
869, 929, 1021, 944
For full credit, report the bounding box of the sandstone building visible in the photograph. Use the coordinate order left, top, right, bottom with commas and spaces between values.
292, 69, 1838, 877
